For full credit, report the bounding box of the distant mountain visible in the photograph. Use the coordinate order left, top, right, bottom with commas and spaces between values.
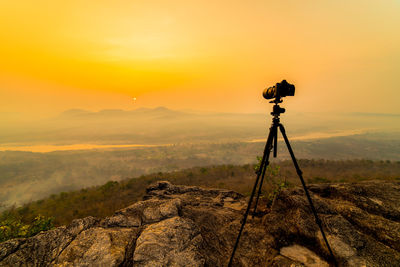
0, 107, 266, 145
0, 107, 398, 145
57, 107, 187, 120
58, 109, 92, 117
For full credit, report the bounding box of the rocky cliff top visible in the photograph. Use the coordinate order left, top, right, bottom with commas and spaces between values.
1, 180, 399, 266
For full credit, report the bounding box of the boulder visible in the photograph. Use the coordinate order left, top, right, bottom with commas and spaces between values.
0, 180, 399, 266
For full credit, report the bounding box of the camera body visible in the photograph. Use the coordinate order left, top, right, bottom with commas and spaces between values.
263, 80, 295, 100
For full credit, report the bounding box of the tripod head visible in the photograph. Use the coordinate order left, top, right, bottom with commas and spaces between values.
270, 97, 285, 117
272, 103, 285, 117
268, 98, 286, 158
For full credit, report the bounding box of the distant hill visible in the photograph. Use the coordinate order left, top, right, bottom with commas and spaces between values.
0, 107, 267, 145
1, 107, 399, 146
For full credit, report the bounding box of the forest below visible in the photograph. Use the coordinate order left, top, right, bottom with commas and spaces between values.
1, 159, 399, 240
1, 134, 399, 209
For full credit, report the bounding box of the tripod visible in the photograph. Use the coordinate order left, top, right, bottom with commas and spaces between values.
228, 98, 336, 267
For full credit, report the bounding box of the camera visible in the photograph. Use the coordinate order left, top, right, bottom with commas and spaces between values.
263, 80, 295, 100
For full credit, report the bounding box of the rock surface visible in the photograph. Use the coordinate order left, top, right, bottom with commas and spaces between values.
1, 180, 399, 266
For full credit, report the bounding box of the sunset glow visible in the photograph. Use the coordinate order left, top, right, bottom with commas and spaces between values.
1, 1, 399, 116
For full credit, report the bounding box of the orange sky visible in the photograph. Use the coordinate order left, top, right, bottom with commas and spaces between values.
0, 1, 399, 117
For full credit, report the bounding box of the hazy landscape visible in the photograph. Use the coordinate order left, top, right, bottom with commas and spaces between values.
1, 107, 399, 147
1, 2, 400, 265
0, 107, 399, 209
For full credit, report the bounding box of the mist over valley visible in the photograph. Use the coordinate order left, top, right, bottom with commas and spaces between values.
1, 106, 399, 148
0, 107, 399, 209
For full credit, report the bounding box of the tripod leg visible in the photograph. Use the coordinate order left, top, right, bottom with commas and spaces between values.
273, 123, 278, 157
278, 124, 337, 265
228, 127, 275, 267
253, 124, 276, 217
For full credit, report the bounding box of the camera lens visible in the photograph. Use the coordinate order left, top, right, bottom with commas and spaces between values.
263, 86, 276, 99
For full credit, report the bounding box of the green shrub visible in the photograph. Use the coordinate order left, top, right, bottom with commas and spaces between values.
0, 215, 53, 242
266, 180, 289, 208
28, 215, 54, 237
254, 156, 263, 172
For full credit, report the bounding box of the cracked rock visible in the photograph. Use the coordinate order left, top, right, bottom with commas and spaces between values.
1, 180, 399, 267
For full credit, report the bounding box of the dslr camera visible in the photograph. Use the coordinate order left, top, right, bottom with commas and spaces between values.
263, 80, 295, 100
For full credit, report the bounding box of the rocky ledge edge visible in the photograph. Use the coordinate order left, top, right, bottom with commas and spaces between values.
1, 180, 400, 267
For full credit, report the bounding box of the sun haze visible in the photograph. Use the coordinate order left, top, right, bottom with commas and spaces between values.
0, 1, 399, 117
